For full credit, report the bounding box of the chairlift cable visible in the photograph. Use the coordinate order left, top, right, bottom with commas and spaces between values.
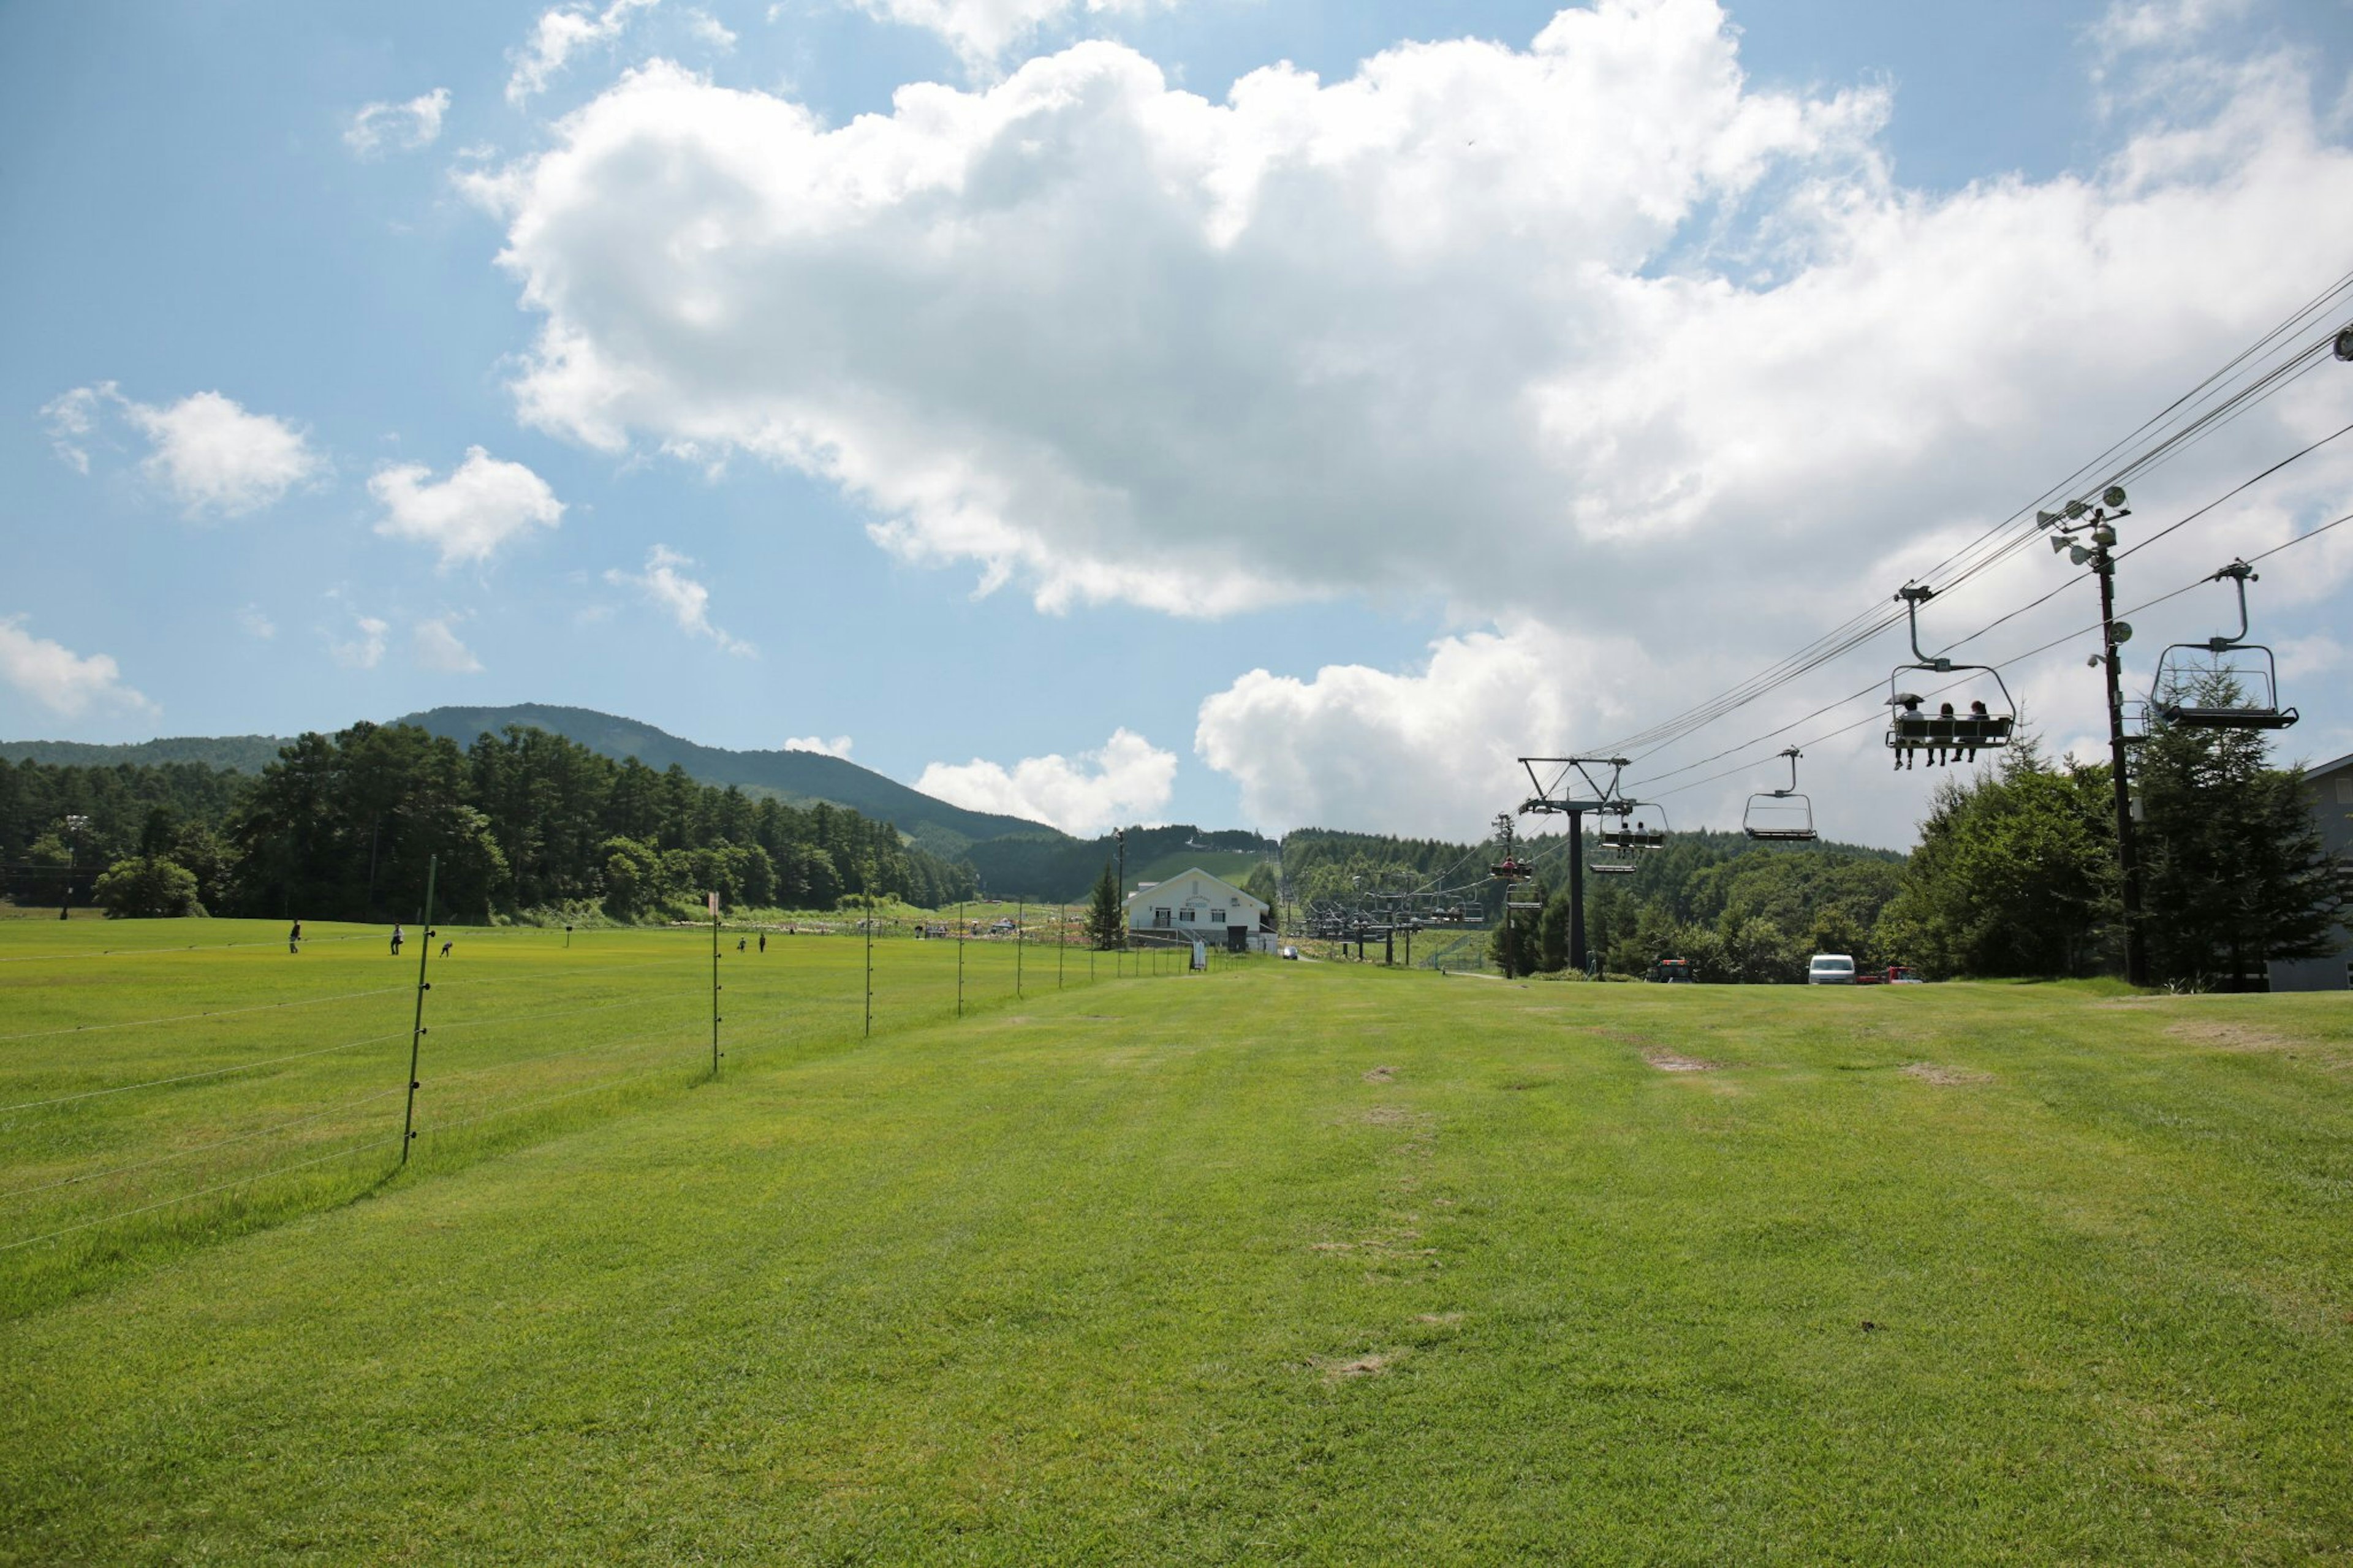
1591, 298, 2352, 762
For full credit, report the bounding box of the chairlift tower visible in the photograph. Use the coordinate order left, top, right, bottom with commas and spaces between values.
1516, 756, 1637, 975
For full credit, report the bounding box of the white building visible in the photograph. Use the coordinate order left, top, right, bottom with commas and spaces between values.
1125, 867, 1270, 952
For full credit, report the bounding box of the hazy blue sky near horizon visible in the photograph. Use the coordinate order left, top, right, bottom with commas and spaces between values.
4, 0, 2351, 847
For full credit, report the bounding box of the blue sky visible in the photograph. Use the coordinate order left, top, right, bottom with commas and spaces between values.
4, 0, 2351, 847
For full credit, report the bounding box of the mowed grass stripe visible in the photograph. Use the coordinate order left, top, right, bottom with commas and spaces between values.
0, 919, 1146, 1308
2, 966, 2349, 1562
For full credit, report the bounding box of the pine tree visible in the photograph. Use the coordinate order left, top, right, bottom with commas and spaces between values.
1084, 860, 1124, 950
2137, 675, 2342, 988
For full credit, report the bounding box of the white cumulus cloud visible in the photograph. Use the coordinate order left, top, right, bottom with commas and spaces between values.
855, 0, 1173, 70
330, 615, 390, 670
509, 0, 661, 105
45, 384, 324, 515
369, 447, 565, 568
346, 88, 452, 156
917, 727, 1176, 835
414, 616, 485, 673
604, 544, 754, 655
0, 616, 155, 719
469, 4, 2353, 637
784, 734, 854, 757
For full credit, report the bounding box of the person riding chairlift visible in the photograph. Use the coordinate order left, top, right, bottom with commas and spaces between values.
1894, 694, 1922, 771
1927, 702, 1956, 766
1961, 699, 1990, 763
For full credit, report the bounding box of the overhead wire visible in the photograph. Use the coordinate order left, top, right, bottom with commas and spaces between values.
1586, 283, 2353, 766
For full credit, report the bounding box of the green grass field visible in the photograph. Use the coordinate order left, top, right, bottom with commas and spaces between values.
5, 924, 2352, 1563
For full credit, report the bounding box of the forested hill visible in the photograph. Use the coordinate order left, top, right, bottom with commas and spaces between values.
398, 706, 1055, 856
0, 735, 289, 773
4, 704, 1060, 860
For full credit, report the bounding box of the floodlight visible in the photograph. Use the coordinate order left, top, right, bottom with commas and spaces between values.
2112, 621, 2132, 643
2069, 544, 2093, 565
2102, 485, 2127, 509
2066, 499, 2088, 519
2337, 325, 2353, 362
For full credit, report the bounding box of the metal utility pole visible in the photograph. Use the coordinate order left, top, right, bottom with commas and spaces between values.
2041, 490, 2148, 987
400, 855, 437, 1165
1114, 828, 1127, 950
1058, 906, 1066, 989
710, 892, 722, 1077
957, 900, 965, 1017
863, 894, 874, 1037
58, 814, 88, 920
1017, 899, 1025, 999
1517, 757, 1637, 976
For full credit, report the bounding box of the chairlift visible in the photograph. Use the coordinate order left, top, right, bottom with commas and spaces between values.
1596, 803, 1669, 851
1886, 584, 2017, 762
1743, 747, 1820, 843
1489, 812, 1533, 882
2148, 560, 2300, 730
1591, 844, 1638, 876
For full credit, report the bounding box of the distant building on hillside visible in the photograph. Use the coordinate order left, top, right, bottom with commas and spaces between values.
1124, 867, 1270, 953
2268, 748, 2353, 992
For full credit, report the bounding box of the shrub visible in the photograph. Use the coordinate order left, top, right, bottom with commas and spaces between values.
93, 857, 207, 919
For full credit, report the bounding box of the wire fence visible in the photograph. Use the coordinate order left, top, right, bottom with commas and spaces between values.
0, 908, 1251, 1308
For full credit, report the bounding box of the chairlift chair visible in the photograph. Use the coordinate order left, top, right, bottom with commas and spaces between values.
1596, 803, 1669, 851
2149, 560, 2300, 731
1743, 747, 1820, 843
1885, 584, 2017, 761
1591, 844, 1639, 876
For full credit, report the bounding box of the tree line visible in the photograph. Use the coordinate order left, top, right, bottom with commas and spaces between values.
1, 721, 976, 922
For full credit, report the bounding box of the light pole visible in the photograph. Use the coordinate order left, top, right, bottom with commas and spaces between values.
2039, 487, 2148, 987
59, 814, 89, 920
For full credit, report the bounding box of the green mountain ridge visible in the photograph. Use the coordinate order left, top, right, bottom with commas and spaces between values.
2, 704, 1065, 863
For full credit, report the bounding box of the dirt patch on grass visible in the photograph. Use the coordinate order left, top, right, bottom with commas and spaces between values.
1416, 1312, 1464, 1326
2166, 1020, 2301, 1053
1903, 1062, 1992, 1086
1643, 1050, 1719, 1074
1501, 1079, 1549, 1091
1359, 1105, 1425, 1126
1323, 1352, 1395, 1382
1362, 1066, 1396, 1083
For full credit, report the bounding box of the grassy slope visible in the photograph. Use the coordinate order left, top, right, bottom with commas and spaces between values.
4, 937, 2352, 1562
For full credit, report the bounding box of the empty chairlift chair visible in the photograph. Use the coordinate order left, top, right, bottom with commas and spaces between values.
2150, 560, 2300, 731
1743, 748, 1820, 843
1885, 583, 2017, 767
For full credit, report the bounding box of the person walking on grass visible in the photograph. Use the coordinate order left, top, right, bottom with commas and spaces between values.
758, 932, 767, 955
390, 923, 404, 956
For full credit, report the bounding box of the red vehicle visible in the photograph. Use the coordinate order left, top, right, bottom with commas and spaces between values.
1854, 964, 1920, 986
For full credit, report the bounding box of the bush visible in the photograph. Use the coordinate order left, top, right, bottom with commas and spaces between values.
93, 857, 207, 919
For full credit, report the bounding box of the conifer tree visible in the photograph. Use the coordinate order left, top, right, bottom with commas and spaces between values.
1084, 860, 1124, 949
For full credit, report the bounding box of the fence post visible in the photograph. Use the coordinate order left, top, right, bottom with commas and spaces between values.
399, 855, 437, 1165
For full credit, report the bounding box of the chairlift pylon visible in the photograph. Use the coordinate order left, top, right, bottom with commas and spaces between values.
1886, 584, 2017, 767
2148, 560, 2300, 731
1743, 747, 1820, 843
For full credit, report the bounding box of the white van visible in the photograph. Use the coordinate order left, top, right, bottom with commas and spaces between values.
1807, 953, 1857, 985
